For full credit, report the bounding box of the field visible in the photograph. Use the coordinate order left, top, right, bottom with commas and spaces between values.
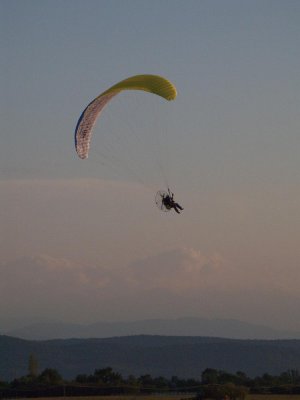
248, 396, 300, 400
22, 395, 300, 400
17, 396, 193, 400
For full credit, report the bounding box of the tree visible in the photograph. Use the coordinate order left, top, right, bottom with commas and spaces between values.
201, 368, 220, 384
280, 369, 300, 385
138, 374, 154, 387
153, 376, 169, 389
38, 368, 63, 385
28, 354, 38, 378
75, 373, 89, 383
93, 367, 123, 385
235, 371, 249, 386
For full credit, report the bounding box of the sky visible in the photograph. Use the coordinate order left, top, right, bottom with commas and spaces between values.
1, 0, 300, 333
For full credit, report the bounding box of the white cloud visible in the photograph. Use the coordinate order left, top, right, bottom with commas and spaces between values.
1, 247, 300, 330
126, 247, 224, 292
1, 178, 300, 330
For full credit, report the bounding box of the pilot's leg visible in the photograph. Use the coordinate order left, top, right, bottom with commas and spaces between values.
175, 203, 183, 211
173, 205, 181, 214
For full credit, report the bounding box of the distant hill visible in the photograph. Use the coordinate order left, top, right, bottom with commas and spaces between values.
1, 334, 300, 381
4, 317, 300, 340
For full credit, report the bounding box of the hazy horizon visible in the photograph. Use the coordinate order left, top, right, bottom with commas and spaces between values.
2, 314, 300, 341
1, 1, 300, 333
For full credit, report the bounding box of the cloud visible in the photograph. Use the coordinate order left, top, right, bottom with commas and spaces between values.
0, 253, 124, 322
1, 178, 300, 329
0, 248, 223, 298
126, 247, 224, 292
1, 247, 300, 330
0, 248, 223, 318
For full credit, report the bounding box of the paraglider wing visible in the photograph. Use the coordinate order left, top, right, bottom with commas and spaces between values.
75, 74, 177, 159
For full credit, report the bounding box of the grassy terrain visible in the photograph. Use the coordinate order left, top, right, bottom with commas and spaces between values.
20, 395, 300, 400
248, 396, 300, 400
23, 396, 193, 400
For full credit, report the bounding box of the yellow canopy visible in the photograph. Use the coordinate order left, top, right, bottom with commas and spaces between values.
75, 74, 177, 159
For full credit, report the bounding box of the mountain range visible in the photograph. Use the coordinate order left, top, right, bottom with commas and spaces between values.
2, 317, 300, 340
1, 334, 300, 381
